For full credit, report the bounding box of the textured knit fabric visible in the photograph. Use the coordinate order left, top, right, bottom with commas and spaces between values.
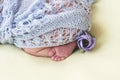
0, 0, 95, 48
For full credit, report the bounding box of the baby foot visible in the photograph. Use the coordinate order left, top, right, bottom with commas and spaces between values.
48, 41, 77, 61
23, 41, 77, 61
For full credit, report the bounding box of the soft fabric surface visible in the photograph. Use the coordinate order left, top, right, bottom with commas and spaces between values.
0, 0, 94, 48
0, 0, 120, 80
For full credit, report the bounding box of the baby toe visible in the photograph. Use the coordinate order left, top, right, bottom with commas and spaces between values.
51, 55, 59, 61
51, 55, 65, 61
61, 57, 66, 60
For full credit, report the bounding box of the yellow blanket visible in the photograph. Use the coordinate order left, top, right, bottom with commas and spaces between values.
0, 0, 120, 80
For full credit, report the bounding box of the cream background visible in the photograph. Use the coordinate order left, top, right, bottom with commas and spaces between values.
0, 0, 120, 80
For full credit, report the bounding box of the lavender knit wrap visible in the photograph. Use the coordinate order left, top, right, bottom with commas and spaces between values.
0, 0, 95, 48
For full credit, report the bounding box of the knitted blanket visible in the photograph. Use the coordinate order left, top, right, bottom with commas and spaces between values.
0, 0, 95, 48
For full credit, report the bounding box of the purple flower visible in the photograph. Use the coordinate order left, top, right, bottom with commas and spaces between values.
77, 31, 96, 51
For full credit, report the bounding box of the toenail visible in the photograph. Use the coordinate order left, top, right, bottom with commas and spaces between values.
61, 57, 65, 60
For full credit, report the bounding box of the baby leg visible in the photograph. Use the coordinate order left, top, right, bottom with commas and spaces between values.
23, 41, 77, 61
23, 28, 80, 61
23, 47, 52, 57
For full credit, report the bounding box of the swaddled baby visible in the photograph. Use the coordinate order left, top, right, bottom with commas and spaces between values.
0, 0, 96, 61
